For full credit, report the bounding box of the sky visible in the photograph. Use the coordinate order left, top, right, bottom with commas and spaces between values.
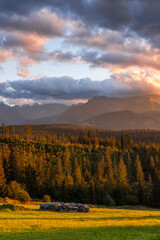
0, 0, 160, 105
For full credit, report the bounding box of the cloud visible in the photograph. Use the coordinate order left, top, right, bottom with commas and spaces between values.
49, 50, 80, 62
1, 0, 160, 97
0, 32, 49, 58
0, 1, 159, 67
0, 50, 13, 63
82, 51, 156, 70
17, 69, 30, 78
0, 74, 159, 101
45, 48, 160, 73
0, 0, 160, 44
66, 27, 150, 54
0, 9, 65, 37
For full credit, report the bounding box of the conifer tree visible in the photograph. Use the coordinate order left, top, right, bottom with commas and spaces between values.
136, 154, 145, 186
91, 179, 97, 204
105, 150, 115, 187
0, 123, 8, 138
118, 156, 128, 188
25, 124, 32, 140
63, 148, 73, 200
8, 147, 22, 182
115, 155, 129, 205
83, 157, 91, 184
0, 152, 6, 197
2, 144, 10, 181
74, 157, 82, 186
11, 125, 15, 137
45, 161, 54, 195
127, 152, 131, 181
55, 156, 64, 189
96, 156, 104, 184
113, 155, 118, 185
35, 154, 46, 197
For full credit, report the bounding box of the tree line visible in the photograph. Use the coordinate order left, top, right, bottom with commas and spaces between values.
0, 124, 160, 207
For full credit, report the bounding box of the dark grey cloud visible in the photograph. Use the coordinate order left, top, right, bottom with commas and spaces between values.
0, 75, 158, 101
1, 0, 159, 40
0, 0, 160, 50
0, 0, 83, 15
0, 0, 160, 78
0, 0, 51, 15
82, 51, 135, 66
0, 10, 65, 37
44, 49, 160, 71
49, 51, 78, 62
0, 77, 122, 100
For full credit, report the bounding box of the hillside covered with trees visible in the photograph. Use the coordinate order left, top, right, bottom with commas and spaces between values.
0, 123, 160, 207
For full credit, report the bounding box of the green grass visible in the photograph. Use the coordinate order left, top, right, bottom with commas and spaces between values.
1, 227, 160, 240
1, 204, 160, 239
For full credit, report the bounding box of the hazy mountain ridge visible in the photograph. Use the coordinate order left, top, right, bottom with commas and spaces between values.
1, 95, 160, 129
85, 110, 160, 130
0, 103, 68, 125
57, 95, 160, 126
15, 103, 68, 120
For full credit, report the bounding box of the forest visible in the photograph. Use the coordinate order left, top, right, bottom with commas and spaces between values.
0, 123, 160, 207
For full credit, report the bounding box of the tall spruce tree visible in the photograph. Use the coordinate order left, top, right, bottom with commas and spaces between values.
63, 148, 73, 200
118, 156, 128, 188
136, 154, 145, 186
55, 156, 64, 189
0, 152, 6, 197
74, 157, 82, 186
105, 150, 115, 188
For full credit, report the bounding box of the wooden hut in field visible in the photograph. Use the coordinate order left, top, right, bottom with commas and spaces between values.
40, 202, 89, 213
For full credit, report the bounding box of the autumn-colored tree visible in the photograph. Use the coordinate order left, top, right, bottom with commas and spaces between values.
83, 157, 91, 184
136, 154, 145, 186
55, 156, 64, 189
74, 157, 82, 186
118, 156, 128, 188
63, 148, 73, 200
2, 144, 10, 181
0, 152, 6, 197
96, 156, 104, 185
35, 154, 46, 198
114, 155, 129, 205
104, 150, 115, 188
25, 124, 32, 140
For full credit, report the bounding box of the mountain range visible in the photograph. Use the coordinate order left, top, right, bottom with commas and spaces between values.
1, 95, 160, 130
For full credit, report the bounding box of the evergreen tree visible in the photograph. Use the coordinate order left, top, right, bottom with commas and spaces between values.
2, 144, 10, 182
0, 152, 6, 197
104, 150, 115, 188
74, 157, 82, 186
136, 154, 145, 186
91, 179, 97, 204
63, 148, 73, 200
118, 156, 128, 188
55, 156, 64, 189
83, 157, 91, 184
96, 156, 104, 184
115, 155, 129, 205
25, 124, 32, 140
127, 152, 131, 182
35, 154, 46, 198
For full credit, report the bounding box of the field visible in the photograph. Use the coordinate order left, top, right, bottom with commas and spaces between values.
0, 205, 160, 239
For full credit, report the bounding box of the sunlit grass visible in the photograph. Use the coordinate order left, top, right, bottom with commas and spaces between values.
1, 205, 160, 239
1, 205, 160, 233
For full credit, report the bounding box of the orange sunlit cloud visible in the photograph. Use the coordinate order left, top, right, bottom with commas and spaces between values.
18, 69, 30, 78
0, 50, 13, 63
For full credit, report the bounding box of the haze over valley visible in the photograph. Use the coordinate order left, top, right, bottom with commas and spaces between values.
1, 94, 160, 130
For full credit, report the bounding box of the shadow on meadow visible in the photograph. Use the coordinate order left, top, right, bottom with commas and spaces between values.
1, 226, 160, 240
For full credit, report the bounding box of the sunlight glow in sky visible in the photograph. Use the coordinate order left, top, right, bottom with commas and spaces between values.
0, 0, 160, 105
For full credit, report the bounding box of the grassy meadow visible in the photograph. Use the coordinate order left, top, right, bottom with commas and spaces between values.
0, 204, 160, 239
